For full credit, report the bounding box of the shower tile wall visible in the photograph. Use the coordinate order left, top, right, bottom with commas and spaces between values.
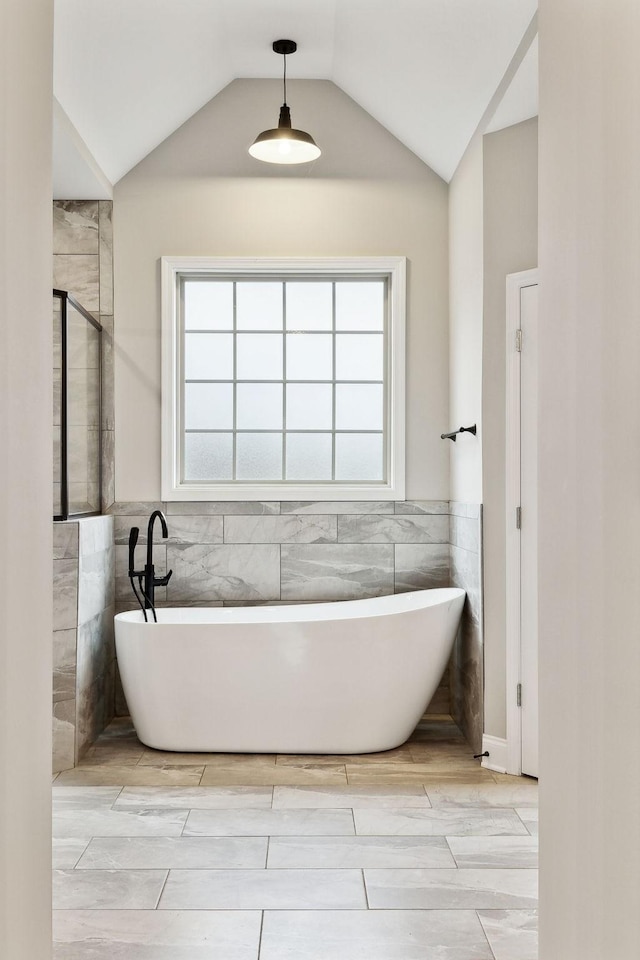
53, 515, 115, 772
449, 502, 484, 755
111, 500, 452, 716
53, 200, 115, 510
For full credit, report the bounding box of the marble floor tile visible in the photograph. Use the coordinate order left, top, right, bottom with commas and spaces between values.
138, 750, 277, 766
53, 909, 262, 960
477, 909, 539, 960
447, 835, 538, 869
272, 786, 432, 808
406, 741, 482, 762
184, 808, 356, 837
200, 762, 348, 786
53, 868, 167, 909
354, 807, 529, 837
267, 836, 456, 869
345, 762, 495, 785
114, 786, 273, 809
364, 868, 538, 910
53, 786, 122, 808
158, 868, 367, 910
76, 836, 268, 870
275, 745, 414, 765
259, 909, 493, 960
426, 781, 539, 807
52, 838, 91, 869
54, 764, 204, 787
53, 805, 188, 839
79, 745, 145, 768
516, 807, 539, 836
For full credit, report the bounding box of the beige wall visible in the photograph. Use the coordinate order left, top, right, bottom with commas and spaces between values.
448, 136, 484, 504
113, 79, 449, 502
482, 119, 538, 738
539, 2, 640, 956
0, 0, 53, 957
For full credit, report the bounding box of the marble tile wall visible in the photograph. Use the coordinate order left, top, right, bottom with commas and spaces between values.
53, 515, 115, 772
449, 502, 484, 755
111, 500, 452, 716
53, 200, 114, 512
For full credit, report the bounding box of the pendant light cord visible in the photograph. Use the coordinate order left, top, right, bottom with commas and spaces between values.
283, 53, 287, 105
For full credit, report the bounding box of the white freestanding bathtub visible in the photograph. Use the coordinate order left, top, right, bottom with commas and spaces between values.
115, 588, 465, 754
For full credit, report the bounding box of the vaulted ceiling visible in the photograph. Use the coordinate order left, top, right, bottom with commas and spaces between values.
53, 0, 538, 192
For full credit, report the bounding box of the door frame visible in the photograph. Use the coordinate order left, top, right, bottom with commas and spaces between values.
505, 268, 538, 776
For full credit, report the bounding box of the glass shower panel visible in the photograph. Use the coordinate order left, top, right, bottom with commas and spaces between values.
67, 301, 101, 515
53, 295, 63, 518
53, 290, 103, 520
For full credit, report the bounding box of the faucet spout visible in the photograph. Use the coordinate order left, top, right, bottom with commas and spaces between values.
146, 510, 168, 570
143, 510, 172, 614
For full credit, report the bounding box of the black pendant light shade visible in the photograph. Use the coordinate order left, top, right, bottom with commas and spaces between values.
249, 39, 321, 164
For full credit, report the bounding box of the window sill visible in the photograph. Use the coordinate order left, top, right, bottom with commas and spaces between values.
162, 480, 405, 502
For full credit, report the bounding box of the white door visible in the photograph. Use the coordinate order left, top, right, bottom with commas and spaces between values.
519, 282, 538, 778
506, 270, 538, 778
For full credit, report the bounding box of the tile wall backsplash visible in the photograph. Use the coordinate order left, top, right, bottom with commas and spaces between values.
449, 502, 484, 755
53, 516, 115, 772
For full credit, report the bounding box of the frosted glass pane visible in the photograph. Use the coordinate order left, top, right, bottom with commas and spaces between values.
336, 334, 384, 380
286, 282, 332, 330
335, 433, 384, 481
286, 334, 332, 380
184, 433, 233, 480
286, 433, 333, 480
237, 282, 283, 330
237, 383, 283, 429
184, 281, 233, 330
335, 383, 384, 430
335, 281, 385, 330
185, 333, 233, 380
184, 383, 233, 429
236, 433, 282, 480
237, 334, 283, 379
286, 384, 333, 429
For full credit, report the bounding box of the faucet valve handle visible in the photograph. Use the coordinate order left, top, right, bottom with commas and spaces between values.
156, 569, 173, 587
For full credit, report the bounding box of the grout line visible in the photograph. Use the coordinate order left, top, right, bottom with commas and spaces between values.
265, 835, 270, 869
361, 868, 370, 909
257, 910, 265, 960
153, 869, 170, 910
476, 909, 499, 960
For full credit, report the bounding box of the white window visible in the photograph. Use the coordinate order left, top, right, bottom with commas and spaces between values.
161, 257, 405, 500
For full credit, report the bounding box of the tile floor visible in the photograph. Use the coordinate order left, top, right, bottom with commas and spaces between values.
52, 716, 538, 959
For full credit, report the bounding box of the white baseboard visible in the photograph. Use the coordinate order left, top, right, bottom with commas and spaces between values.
480, 735, 508, 774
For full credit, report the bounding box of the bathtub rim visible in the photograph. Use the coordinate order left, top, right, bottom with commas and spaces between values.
115, 587, 465, 627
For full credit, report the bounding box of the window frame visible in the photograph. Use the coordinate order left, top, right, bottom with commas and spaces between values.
161, 256, 406, 501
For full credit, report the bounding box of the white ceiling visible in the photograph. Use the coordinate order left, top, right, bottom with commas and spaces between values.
53, 0, 538, 189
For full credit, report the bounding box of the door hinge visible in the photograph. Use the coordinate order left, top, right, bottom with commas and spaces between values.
516, 506, 522, 529
517, 683, 522, 707
515, 329, 523, 352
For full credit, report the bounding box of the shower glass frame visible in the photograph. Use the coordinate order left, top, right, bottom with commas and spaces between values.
53, 288, 103, 521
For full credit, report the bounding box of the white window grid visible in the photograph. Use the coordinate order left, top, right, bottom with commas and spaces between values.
179, 276, 388, 484
161, 256, 406, 502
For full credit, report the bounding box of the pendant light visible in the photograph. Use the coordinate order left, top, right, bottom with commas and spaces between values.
249, 39, 321, 165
